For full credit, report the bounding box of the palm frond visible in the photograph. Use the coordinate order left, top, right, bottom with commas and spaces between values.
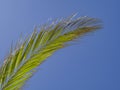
0, 16, 101, 90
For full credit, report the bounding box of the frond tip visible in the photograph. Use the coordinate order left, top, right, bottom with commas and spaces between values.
0, 15, 102, 90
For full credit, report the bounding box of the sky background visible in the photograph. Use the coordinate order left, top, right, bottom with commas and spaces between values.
0, 0, 119, 90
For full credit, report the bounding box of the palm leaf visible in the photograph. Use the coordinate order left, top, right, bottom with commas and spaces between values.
0, 16, 101, 90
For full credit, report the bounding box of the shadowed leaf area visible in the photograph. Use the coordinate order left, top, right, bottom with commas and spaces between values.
0, 16, 101, 90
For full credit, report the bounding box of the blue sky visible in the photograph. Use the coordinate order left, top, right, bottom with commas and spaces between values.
0, 0, 119, 90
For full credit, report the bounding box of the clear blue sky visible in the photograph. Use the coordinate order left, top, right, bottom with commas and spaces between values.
0, 0, 119, 90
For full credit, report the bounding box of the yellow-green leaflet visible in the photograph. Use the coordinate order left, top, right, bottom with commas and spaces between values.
0, 16, 101, 90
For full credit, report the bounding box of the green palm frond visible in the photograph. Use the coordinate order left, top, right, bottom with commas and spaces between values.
0, 16, 101, 90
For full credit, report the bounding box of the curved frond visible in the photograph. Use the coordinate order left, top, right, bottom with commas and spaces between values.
0, 16, 101, 90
